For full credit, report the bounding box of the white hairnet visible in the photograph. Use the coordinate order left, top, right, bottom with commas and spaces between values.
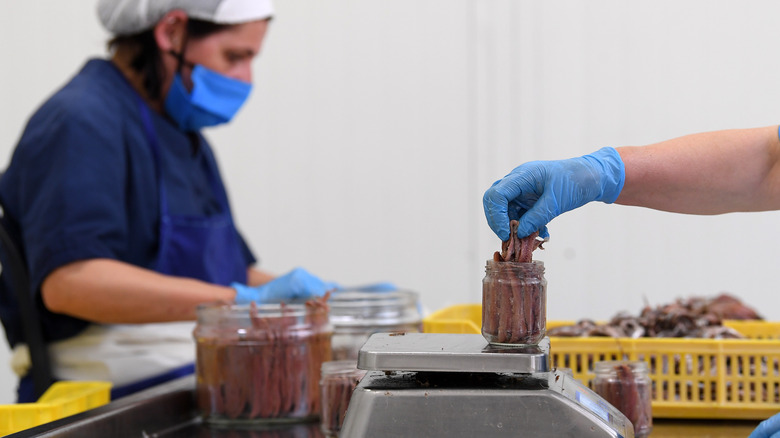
97, 0, 274, 35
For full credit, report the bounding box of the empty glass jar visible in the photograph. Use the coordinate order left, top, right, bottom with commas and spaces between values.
328, 289, 423, 360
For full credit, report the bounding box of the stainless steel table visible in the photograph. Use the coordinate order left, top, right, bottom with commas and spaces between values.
6, 376, 323, 438
6, 375, 762, 437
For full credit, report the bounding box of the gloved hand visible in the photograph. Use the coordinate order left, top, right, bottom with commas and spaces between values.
749, 412, 780, 438
232, 267, 338, 304
482, 147, 625, 241
336, 282, 398, 292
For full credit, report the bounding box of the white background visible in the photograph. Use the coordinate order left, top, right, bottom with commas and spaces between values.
2, 1, 780, 404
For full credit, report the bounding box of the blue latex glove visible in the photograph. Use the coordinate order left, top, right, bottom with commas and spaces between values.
749, 412, 780, 438
336, 282, 398, 292
482, 147, 625, 241
232, 267, 338, 304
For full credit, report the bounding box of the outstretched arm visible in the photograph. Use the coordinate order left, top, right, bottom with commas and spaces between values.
484, 125, 780, 240
42, 259, 335, 323
617, 126, 780, 214
41, 259, 236, 323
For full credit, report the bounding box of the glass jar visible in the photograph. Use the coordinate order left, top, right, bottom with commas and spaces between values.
194, 301, 332, 425
481, 260, 546, 346
319, 360, 368, 437
592, 360, 653, 438
328, 290, 423, 360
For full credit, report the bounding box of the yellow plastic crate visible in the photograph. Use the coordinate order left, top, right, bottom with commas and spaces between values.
0, 381, 111, 436
424, 304, 780, 420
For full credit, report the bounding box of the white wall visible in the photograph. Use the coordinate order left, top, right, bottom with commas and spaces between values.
2, 0, 779, 404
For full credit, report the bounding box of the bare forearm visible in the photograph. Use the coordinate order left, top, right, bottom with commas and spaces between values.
616, 126, 780, 214
41, 259, 237, 323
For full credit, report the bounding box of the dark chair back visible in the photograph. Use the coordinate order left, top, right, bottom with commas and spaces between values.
0, 204, 53, 399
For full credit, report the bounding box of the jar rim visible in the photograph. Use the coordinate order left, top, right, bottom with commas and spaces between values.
320, 359, 367, 376
485, 259, 545, 267
327, 289, 422, 327
328, 289, 419, 306
196, 300, 326, 320
484, 259, 545, 275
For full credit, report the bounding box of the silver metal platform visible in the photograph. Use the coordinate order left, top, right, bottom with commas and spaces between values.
358, 332, 550, 374
342, 333, 634, 438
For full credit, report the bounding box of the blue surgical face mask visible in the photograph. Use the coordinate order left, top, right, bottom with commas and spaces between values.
164, 64, 252, 132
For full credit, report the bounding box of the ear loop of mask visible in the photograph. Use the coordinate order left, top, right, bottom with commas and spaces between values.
165, 33, 202, 150
167, 31, 194, 73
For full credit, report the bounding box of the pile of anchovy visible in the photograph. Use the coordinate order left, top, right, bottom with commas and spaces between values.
548, 293, 761, 339
593, 362, 653, 437
196, 295, 332, 421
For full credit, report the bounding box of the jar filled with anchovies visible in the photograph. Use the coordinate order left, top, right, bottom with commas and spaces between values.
194, 300, 332, 425
481, 260, 547, 346
328, 289, 423, 361
593, 360, 653, 438
319, 360, 368, 437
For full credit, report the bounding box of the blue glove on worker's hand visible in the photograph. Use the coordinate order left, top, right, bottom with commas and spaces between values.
336, 282, 398, 292
749, 412, 780, 438
232, 267, 338, 304
482, 147, 625, 241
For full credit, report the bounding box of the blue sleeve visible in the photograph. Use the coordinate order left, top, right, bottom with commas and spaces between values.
14, 95, 131, 292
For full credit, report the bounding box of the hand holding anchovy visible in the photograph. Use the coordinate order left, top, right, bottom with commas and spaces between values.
482, 220, 547, 345
483, 147, 625, 241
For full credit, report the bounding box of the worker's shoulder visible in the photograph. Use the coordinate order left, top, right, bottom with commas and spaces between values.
34, 58, 135, 129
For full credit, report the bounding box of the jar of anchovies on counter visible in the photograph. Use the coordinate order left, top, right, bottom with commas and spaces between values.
593, 360, 653, 438
194, 299, 332, 425
328, 289, 423, 361
320, 360, 368, 437
481, 259, 547, 346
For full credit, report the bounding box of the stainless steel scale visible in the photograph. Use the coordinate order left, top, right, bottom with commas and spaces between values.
340, 333, 634, 437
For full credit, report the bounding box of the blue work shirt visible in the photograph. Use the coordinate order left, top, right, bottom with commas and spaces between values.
0, 59, 256, 347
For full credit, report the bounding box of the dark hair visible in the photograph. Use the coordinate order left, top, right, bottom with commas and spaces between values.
107, 19, 231, 100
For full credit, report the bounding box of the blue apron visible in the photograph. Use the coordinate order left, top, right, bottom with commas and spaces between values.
137, 98, 248, 286
106, 99, 248, 398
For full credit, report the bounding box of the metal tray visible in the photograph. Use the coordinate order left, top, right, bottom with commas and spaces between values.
6, 376, 323, 438
357, 333, 550, 374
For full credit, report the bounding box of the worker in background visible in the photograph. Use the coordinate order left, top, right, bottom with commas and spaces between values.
482, 125, 780, 438
0, 0, 336, 402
